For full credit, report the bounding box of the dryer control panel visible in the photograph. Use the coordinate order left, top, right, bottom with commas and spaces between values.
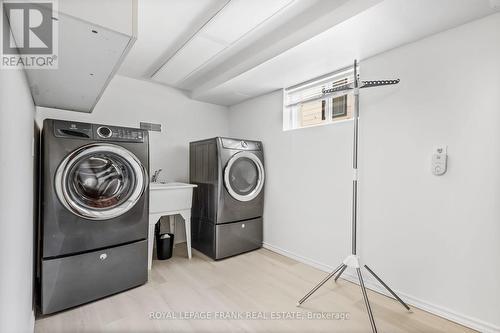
221, 137, 262, 151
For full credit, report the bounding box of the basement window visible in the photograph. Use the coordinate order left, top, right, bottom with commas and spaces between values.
283, 68, 355, 131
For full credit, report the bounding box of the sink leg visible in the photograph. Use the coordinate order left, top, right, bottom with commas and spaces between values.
148, 213, 162, 271
148, 224, 155, 270
169, 215, 176, 247
185, 217, 192, 259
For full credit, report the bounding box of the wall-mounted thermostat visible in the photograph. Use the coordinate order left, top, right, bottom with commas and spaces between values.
432, 146, 447, 176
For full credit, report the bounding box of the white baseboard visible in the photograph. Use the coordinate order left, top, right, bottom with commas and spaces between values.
262, 242, 500, 333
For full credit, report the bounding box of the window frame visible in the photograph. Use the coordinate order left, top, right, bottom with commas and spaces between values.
282, 67, 356, 131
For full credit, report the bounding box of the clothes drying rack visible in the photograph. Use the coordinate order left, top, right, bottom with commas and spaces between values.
296, 60, 409, 333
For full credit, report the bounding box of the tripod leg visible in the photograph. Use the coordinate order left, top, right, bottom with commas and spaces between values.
334, 264, 347, 282
364, 265, 410, 311
357, 268, 378, 333
297, 263, 344, 306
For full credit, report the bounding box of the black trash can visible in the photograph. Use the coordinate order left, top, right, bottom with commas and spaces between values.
155, 224, 174, 260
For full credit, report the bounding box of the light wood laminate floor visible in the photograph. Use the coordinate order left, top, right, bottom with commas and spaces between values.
35, 246, 475, 333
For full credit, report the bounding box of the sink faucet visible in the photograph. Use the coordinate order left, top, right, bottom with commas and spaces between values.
151, 169, 162, 183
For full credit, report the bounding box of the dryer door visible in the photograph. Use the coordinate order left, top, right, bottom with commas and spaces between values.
55, 143, 147, 220
224, 151, 265, 202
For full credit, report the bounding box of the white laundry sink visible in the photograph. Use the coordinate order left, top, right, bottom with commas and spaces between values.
149, 182, 197, 214
148, 182, 197, 267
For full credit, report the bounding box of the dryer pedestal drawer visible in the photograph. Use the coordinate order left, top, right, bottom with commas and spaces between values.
41, 240, 148, 314
215, 218, 262, 259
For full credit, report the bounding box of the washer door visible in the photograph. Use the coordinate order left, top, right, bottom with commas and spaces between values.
224, 151, 265, 202
55, 143, 147, 220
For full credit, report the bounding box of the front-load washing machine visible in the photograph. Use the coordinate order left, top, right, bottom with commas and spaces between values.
38, 119, 149, 314
190, 137, 265, 259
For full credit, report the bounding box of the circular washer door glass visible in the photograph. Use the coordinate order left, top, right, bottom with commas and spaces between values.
55, 144, 146, 220
69, 154, 133, 209
224, 151, 264, 202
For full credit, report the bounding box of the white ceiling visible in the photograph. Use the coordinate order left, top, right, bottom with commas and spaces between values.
118, 0, 500, 106
151, 0, 298, 87
118, 0, 229, 78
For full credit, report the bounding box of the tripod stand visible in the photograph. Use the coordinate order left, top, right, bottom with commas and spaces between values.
296, 60, 410, 333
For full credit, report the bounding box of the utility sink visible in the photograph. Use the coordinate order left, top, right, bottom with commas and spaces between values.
149, 182, 197, 214
148, 182, 197, 267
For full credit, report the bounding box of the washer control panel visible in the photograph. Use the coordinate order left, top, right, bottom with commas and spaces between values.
53, 120, 146, 143
92, 124, 145, 142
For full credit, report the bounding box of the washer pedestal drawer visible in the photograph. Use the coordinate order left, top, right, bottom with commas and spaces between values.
41, 240, 147, 314
215, 217, 262, 260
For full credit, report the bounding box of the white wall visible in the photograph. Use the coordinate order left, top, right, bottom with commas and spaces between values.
228, 13, 500, 332
0, 68, 36, 330
37, 75, 229, 242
